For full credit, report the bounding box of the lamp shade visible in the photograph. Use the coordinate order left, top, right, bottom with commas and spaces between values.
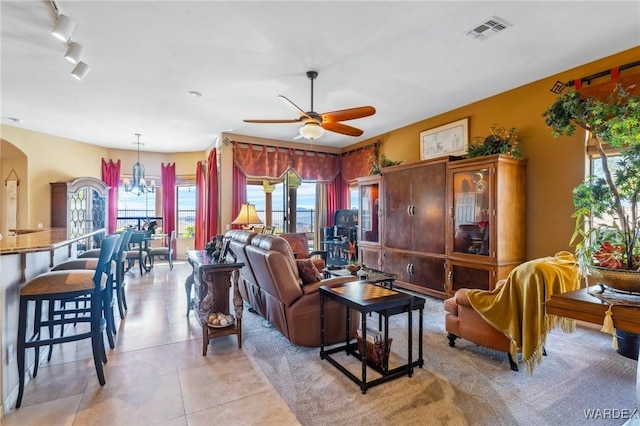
64, 42, 84, 64
232, 203, 263, 226
52, 14, 76, 42
299, 122, 325, 140
70, 61, 90, 81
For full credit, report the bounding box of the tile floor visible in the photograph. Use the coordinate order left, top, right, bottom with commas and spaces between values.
2, 260, 300, 425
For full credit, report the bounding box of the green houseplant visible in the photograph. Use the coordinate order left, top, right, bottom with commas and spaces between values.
543, 84, 640, 290
466, 124, 522, 159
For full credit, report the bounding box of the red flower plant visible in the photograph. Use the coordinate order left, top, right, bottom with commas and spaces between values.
593, 242, 625, 269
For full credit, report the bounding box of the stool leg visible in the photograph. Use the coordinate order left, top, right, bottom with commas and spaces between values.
116, 262, 126, 319
90, 292, 106, 385
102, 276, 115, 350
16, 297, 28, 409
47, 300, 55, 361
33, 300, 42, 378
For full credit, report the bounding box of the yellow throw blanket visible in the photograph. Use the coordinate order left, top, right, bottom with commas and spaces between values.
466, 251, 581, 375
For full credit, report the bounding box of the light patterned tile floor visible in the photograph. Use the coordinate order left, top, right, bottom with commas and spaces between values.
2, 261, 300, 426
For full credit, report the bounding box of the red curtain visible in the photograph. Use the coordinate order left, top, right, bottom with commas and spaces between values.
161, 163, 176, 258
194, 161, 206, 249
326, 172, 348, 226
341, 144, 376, 182
291, 150, 340, 182
231, 162, 247, 229
233, 143, 291, 179
232, 142, 339, 182
101, 158, 120, 233
205, 148, 219, 241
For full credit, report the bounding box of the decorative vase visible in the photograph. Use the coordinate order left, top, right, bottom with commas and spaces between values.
587, 265, 640, 293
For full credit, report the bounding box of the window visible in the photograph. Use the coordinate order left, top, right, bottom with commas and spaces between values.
177, 185, 196, 237
117, 189, 158, 229
349, 184, 358, 209
245, 180, 317, 234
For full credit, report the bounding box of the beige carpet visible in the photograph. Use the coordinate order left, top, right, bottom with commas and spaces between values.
241, 295, 637, 426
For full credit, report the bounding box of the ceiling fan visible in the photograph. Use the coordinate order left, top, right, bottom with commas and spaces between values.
243, 71, 376, 140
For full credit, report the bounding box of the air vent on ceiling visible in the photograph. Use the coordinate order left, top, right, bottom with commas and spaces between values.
466, 16, 512, 41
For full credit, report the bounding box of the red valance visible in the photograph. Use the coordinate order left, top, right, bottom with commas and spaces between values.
232, 142, 340, 182
340, 144, 376, 182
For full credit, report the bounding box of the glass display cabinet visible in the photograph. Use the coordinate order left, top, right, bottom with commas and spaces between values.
357, 175, 381, 269
51, 177, 109, 251
446, 155, 527, 295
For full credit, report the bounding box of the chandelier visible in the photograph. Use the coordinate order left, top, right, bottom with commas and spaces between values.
123, 133, 155, 195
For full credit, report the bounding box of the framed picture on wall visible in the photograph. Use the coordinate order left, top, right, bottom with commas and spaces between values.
420, 118, 469, 160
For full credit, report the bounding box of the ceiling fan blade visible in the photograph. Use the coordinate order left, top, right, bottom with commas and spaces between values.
243, 118, 301, 124
278, 95, 312, 119
322, 122, 364, 137
321, 106, 376, 123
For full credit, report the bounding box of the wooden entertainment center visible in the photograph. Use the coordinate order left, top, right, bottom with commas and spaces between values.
357, 154, 527, 299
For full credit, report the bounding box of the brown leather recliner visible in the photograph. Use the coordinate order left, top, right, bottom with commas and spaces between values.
443, 280, 518, 370
227, 230, 359, 347
226, 230, 264, 316
279, 232, 327, 271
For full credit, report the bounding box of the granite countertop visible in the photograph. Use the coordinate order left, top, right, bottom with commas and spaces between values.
0, 228, 105, 255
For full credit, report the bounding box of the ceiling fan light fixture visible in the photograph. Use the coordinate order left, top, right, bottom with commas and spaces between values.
299, 122, 325, 140
64, 41, 84, 64
52, 14, 75, 42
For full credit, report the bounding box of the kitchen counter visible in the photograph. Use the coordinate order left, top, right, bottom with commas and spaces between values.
0, 228, 104, 255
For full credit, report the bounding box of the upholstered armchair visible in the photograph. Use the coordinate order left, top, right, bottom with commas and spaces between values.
279, 232, 327, 271
444, 280, 518, 368
444, 252, 581, 374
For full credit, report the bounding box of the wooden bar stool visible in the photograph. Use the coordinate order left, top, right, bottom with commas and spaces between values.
15, 234, 118, 409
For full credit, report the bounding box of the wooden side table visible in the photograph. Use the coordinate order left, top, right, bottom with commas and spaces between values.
186, 250, 245, 356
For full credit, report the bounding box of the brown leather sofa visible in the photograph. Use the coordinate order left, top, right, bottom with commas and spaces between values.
226, 230, 359, 347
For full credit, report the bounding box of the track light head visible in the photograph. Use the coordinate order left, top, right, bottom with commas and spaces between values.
64, 41, 84, 64
51, 14, 75, 42
70, 61, 90, 81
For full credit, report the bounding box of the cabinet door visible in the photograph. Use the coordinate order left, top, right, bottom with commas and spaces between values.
449, 164, 494, 259
359, 244, 381, 270
358, 178, 380, 244
383, 169, 413, 249
447, 261, 495, 294
411, 162, 447, 254
409, 254, 446, 294
382, 250, 412, 284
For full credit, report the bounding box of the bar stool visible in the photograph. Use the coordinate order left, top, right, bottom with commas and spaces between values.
49, 231, 126, 349
15, 234, 118, 409
77, 228, 132, 319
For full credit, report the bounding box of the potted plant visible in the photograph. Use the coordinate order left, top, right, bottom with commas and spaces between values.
543, 84, 640, 291
466, 124, 523, 159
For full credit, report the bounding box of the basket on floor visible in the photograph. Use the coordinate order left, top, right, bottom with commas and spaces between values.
356, 336, 392, 369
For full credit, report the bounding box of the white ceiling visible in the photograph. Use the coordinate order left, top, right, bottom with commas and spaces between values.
1, 1, 639, 153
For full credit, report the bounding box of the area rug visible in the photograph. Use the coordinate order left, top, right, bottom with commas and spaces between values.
240, 295, 637, 426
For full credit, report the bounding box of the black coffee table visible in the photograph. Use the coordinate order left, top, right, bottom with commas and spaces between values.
319, 281, 424, 394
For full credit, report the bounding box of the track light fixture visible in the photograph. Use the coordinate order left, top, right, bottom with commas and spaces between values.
70, 61, 90, 81
51, 14, 75, 42
49, 2, 90, 81
64, 41, 84, 64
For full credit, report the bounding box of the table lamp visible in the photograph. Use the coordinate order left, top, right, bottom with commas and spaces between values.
232, 203, 263, 229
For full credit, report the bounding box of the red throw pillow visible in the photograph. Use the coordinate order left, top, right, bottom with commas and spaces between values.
296, 259, 323, 285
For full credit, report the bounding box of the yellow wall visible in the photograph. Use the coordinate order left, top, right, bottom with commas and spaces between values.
0, 126, 206, 230
345, 46, 640, 260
